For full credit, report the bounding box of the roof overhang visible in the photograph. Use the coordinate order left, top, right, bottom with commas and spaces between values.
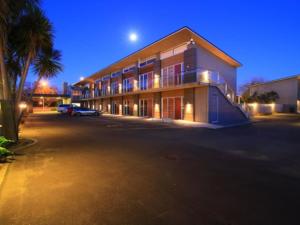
74, 27, 242, 86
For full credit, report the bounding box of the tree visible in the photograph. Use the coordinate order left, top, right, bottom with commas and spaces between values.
239, 77, 264, 102
29, 49, 63, 100
0, 0, 61, 140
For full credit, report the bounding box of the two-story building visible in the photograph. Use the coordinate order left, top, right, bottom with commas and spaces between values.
74, 27, 248, 125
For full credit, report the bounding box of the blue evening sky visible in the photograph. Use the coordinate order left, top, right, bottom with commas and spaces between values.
29, 0, 300, 91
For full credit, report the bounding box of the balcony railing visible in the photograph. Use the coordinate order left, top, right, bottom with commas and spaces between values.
79, 68, 235, 102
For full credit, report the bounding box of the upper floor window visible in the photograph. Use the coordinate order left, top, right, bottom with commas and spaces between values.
139, 56, 156, 68
160, 44, 188, 60
123, 77, 134, 93
123, 65, 136, 73
101, 80, 109, 96
111, 81, 119, 95
161, 63, 183, 87
111, 71, 121, 78
139, 72, 153, 90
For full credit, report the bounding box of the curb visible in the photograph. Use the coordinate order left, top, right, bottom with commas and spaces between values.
0, 138, 38, 193
11, 138, 38, 152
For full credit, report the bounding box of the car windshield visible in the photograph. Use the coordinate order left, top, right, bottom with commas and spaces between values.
58, 104, 71, 107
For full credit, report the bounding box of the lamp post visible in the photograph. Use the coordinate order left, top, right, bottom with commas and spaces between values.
40, 80, 48, 111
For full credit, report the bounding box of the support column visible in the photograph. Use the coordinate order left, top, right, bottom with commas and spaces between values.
153, 53, 161, 89
133, 95, 139, 116
153, 92, 161, 118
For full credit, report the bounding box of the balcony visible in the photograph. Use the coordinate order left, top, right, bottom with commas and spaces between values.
79, 68, 234, 101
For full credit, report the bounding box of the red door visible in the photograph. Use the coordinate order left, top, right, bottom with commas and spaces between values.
175, 97, 182, 119
174, 64, 182, 85
168, 98, 175, 119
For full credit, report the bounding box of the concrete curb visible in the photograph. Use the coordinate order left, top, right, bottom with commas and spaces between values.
11, 138, 38, 152
217, 121, 252, 129
0, 138, 38, 193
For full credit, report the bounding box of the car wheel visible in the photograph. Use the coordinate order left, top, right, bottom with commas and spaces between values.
76, 112, 81, 116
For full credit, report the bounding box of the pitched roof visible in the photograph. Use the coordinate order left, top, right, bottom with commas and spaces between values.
74, 26, 241, 85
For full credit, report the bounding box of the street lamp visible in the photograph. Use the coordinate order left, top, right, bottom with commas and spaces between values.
40, 80, 48, 87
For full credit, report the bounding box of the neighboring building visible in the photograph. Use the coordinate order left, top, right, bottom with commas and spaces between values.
74, 27, 248, 125
249, 75, 300, 113
63, 82, 82, 104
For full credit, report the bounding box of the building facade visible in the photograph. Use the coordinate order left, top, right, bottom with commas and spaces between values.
249, 75, 300, 113
74, 27, 248, 125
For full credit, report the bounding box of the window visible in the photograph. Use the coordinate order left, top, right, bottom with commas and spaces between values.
161, 63, 183, 87
123, 77, 133, 93
139, 72, 153, 90
123, 65, 136, 73
160, 44, 188, 60
111, 71, 121, 78
139, 56, 156, 67
111, 81, 119, 95
101, 80, 109, 96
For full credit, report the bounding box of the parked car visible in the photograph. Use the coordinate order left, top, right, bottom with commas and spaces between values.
71, 107, 100, 116
57, 104, 72, 113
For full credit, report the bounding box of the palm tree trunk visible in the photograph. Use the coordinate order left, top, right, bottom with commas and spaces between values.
0, 40, 18, 141
16, 52, 32, 105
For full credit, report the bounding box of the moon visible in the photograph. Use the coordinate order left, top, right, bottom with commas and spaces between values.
129, 33, 138, 42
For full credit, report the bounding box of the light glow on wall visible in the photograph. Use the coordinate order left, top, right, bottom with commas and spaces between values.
154, 103, 160, 113
133, 104, 138, 115
202, 70, 210, 83
185, 103, 192, 114
119, 104, 122, 115
133, 80, 138, 91
154, 74, 160, 88
118, 83, 122, 93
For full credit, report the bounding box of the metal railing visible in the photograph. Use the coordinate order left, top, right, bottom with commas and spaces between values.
79, 68, 236, 102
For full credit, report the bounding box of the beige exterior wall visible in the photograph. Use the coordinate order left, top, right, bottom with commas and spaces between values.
194, 87, 209, 122
196, 45, 237, 93
249, 77, 299, 105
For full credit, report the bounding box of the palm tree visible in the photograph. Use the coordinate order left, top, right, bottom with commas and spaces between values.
29, 48, 63, 100
0, 0, 59, 140
14, 6, 54, 106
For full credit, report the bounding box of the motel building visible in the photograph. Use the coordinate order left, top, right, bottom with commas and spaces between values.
74, 27, 248, 125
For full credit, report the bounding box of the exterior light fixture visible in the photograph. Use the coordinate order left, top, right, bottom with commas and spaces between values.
19, 102, 27, 109
40, 80, 48, 87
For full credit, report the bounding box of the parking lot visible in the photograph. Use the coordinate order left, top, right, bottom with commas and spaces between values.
0, 113, 300, 225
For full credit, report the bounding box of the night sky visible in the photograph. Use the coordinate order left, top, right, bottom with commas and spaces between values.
28, 0, 300, 92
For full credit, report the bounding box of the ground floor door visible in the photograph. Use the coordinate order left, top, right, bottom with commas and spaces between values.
162, 97, 183, 119
111, 101, 119, 114
123, 100, 132, 115
139, 99, 153, 117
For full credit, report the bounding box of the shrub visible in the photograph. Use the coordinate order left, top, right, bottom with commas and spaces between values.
0, 136, 14, 148
0, 147, 14, 158
245, 91, 279, 103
